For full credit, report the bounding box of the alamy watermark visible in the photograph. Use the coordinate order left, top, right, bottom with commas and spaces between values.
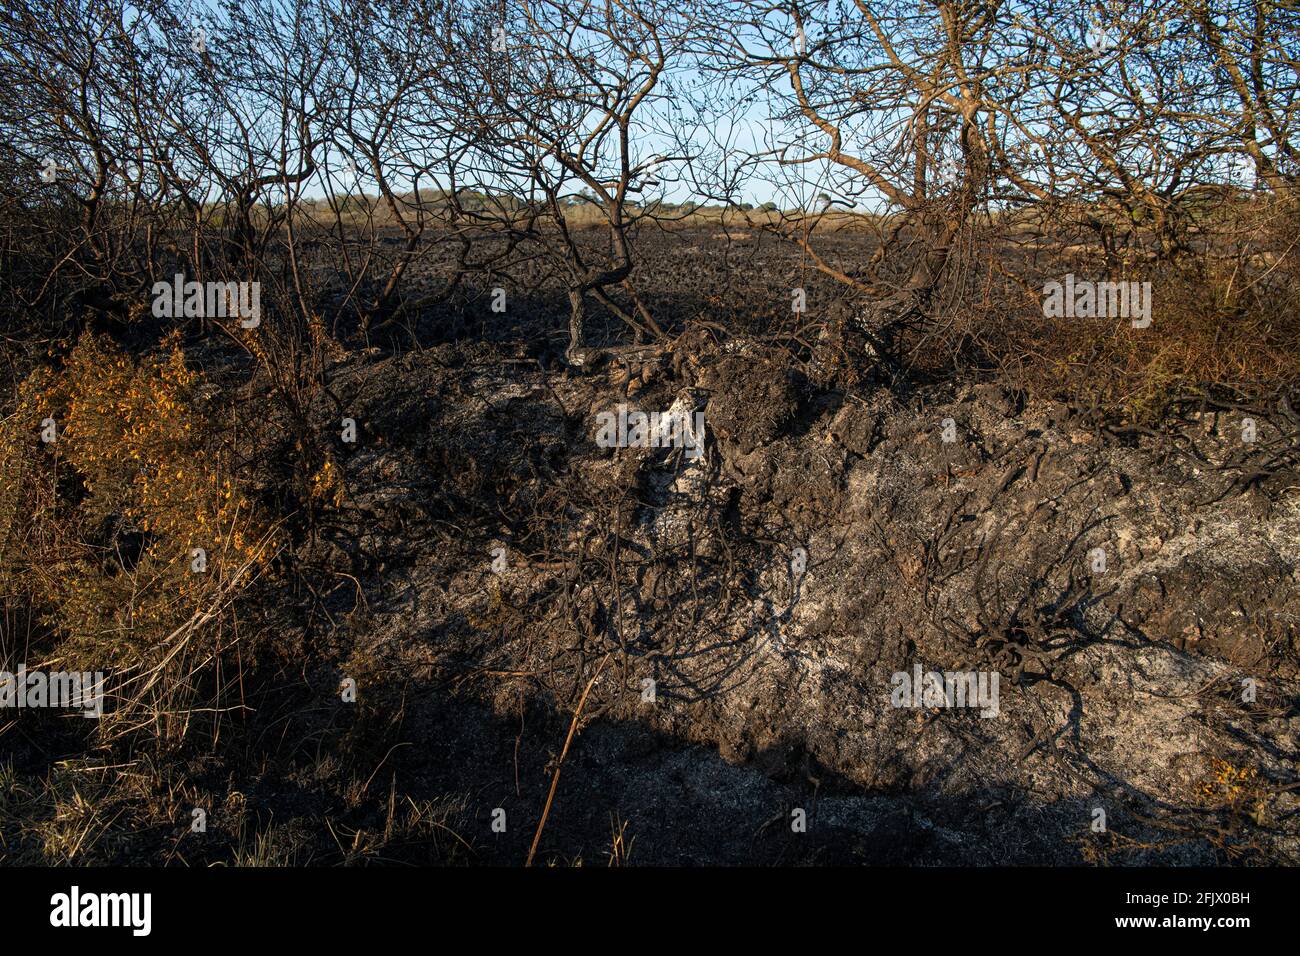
595, 403, 705, 459
1, 665, 104, 718
151, 274, 261, 328
1042, 274, 1152, 328
890, 663, 1000, 718
50, 886, 150, 936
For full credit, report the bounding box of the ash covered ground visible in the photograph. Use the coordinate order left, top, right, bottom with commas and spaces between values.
245, 328, 1299, 866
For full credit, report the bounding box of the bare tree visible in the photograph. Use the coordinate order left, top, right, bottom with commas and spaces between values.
427, 0, 698, 365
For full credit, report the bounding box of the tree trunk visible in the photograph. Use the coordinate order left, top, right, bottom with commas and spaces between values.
565, 287, 586, 368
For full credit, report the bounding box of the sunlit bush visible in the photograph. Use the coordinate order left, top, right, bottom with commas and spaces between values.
0, 333, 277, 742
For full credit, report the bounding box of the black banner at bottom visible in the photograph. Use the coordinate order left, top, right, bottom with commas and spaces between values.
1, 865, 1280, 943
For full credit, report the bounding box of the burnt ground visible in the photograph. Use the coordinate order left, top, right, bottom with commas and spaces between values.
227, 322, 1300, 867
7, 227, 1297, 868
